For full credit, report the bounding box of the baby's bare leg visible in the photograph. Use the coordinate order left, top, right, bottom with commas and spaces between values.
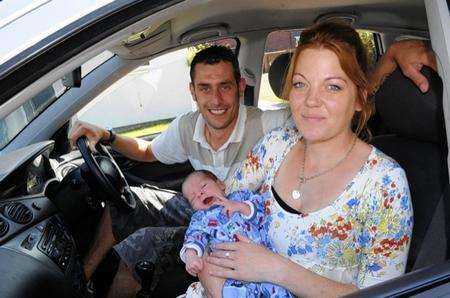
198, 255, 225, 298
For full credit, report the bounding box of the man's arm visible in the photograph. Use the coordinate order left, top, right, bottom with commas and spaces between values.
369, 39, 437, 95
104, 131, 156, 162
69, 114, 190, 163
68, 121, 156, 162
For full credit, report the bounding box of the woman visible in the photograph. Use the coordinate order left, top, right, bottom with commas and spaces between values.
191, 20, 413, 297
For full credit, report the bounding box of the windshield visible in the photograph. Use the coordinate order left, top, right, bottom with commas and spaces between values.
0, 50, 113, 149
0, 0, 116, 65
0, 80, 65, 149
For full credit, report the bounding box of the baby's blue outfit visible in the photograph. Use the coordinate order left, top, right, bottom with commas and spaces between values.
181, 189, 294, 298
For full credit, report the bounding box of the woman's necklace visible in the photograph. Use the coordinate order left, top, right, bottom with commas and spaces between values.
291, 137, 357, 200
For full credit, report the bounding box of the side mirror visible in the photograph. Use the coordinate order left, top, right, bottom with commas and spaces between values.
62, 67, 81, 88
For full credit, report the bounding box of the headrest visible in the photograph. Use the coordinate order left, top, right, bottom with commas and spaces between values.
375, 67, 444, 144
268, 53, 292, 98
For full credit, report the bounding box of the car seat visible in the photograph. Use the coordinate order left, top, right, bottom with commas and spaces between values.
372, 67, 449, 271
268, 52, 292, 98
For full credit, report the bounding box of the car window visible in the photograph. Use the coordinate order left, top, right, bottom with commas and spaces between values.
0, 50, 114, 149
258, 28, 379, 110
81, 51, 114, 78
74, 38, 237, 139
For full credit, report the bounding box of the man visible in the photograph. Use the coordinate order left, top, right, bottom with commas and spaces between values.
70, 46, 291, 294
69, 40, 437, 297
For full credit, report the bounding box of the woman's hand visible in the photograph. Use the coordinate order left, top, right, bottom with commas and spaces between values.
206, 234, 285, 284
206, 236, 358, 297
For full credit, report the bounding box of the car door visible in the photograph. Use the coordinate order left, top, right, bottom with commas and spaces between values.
347, 1, 450, 296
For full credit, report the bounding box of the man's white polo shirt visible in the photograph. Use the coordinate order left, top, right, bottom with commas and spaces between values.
151, 105, 291, 184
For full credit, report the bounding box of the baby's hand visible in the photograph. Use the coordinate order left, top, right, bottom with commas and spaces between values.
214, 198, 251, 217
185, 249, 203, 277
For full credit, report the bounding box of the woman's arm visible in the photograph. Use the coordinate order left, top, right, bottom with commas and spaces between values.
356, 166, 413, 287
206, 166, 413, 295
206, 236, 358, 297
276, 257, 358, 297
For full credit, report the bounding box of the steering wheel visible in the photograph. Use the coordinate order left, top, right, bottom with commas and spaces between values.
76, 136, 136, 211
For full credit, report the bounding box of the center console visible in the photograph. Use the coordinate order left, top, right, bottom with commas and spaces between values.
38, 218, 74, 271
0, 197, 87, 298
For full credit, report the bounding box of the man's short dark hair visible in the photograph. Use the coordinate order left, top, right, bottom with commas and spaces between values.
190, 46, 241, 84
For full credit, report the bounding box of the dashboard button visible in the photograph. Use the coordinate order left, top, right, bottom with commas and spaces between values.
31, 202, 41, 211
21, 234, 37, 250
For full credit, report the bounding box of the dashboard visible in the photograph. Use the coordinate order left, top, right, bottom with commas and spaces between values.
0, 141, 87, 297
1, 151, 49, 199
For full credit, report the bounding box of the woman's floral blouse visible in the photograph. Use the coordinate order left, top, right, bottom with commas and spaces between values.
227, 126, 413, 288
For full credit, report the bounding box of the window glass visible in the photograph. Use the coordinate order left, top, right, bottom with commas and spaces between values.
357, 30, 378, 70
74, 38, 237, 139
81, 50, 114, 77
258, 29, 301, 111
258, 29, 378, 110
0, 80, 65, 149
0, 51, 113, 150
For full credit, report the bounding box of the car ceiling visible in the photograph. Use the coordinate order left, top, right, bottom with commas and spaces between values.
114, 0, 427, 59
174, 0, 426, 32
0, 0, 428, 117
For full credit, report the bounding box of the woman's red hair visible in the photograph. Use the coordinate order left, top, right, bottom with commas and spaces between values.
282, 20, 373, 138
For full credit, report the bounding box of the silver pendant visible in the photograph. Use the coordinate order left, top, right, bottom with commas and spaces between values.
292, 189, 302, 200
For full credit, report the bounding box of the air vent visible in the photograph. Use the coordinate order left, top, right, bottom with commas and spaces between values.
3, 203, 33, 224
0, 218, 9, 237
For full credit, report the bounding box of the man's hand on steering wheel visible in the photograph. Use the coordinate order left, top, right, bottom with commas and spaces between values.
69, 121, 110, 152
73, 126, 136, 211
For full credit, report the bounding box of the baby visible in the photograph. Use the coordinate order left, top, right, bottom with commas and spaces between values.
180, 170, 293, 298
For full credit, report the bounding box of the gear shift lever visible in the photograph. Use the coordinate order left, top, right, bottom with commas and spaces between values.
135, 260, 155, 298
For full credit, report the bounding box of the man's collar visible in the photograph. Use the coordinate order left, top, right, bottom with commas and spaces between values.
193, 104, 247, 151
228, 104, 246, 143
